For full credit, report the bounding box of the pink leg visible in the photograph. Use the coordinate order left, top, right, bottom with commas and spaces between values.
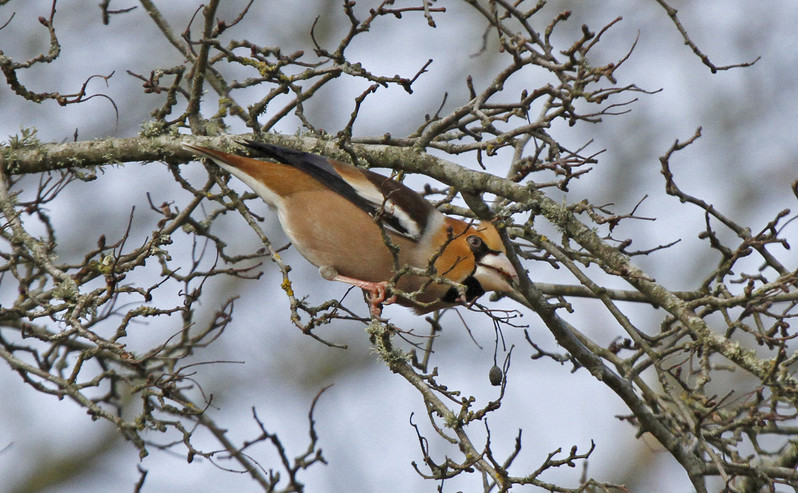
333, 274, 397, 316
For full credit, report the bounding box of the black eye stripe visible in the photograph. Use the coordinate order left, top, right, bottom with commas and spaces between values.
467, 234, 500, 260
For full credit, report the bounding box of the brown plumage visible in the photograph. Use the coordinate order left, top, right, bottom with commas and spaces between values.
182, 141, 517, 314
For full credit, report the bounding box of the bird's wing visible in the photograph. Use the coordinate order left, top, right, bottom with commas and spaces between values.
240, 141, 440, 241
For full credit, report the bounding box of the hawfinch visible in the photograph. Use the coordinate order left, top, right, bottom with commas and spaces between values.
182, 141, 518, 315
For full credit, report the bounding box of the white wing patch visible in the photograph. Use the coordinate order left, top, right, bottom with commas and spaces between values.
381, 198, 423, 239
345, 174, 425, 240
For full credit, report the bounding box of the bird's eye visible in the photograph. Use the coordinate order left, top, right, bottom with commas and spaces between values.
467, 235, 483, 248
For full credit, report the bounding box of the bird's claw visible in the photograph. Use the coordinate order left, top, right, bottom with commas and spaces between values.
366, 281, 397, 317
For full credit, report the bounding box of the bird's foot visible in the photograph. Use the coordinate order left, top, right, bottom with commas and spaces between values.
364, 281, 398, 317
321, 267, 396, 317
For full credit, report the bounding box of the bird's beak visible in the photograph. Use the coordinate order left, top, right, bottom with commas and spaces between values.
473, 252, 518, 293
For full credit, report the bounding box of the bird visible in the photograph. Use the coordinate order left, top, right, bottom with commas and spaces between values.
182, 140, 518, 315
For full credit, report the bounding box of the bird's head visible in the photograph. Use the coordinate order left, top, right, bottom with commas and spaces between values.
436, 218, 519, 296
